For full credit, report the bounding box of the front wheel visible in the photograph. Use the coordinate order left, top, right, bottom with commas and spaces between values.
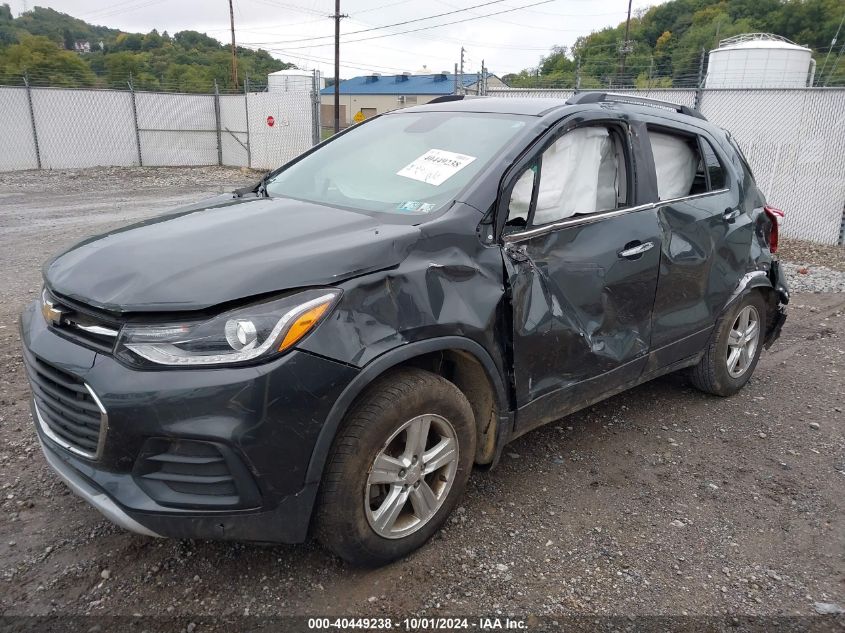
315, 368, 475, 566
689, 291, 766, 397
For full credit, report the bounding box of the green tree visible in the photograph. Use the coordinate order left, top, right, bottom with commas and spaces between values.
507, 0, 845, 88
0, 34, 96, 86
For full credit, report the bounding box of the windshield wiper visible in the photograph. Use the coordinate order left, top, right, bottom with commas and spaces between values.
256, 172, 271, 197
234, 172, 271, 198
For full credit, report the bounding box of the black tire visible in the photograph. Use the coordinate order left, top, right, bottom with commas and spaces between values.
315, 367, 475, 566
689, 291, 767, 397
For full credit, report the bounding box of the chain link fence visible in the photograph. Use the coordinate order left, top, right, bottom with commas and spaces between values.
0, 72, 321, 172
2, 77, 843, 244
490, 86, 845, 245
700, 89, 845, 246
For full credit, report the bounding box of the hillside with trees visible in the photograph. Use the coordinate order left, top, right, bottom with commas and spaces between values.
0, 5, 293, 92
503, 0, 844, 88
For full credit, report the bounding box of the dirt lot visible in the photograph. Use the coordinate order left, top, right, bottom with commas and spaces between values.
0, 168, 843, 622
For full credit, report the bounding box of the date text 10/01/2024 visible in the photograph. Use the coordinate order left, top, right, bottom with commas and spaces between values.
307, 617, 527, 630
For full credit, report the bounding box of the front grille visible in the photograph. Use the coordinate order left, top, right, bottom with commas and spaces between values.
134, 439, 260, 509
42, 290, 120, 353
23, 349, 106, 459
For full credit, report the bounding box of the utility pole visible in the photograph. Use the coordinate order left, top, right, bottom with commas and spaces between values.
454, 63, 458, 94
228, 0, 238, 88
459, 47, 465, 94
332, 0, 346, 134
618, 0, 634, 83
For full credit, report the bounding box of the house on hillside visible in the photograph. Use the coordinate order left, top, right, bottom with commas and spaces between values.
319, 71, 504, 126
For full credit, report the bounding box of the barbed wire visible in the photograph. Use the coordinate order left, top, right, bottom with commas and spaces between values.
2, 52, 842, 93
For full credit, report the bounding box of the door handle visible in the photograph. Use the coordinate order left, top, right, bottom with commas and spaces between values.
723, 207, 741, 221
618, 241, 654, 259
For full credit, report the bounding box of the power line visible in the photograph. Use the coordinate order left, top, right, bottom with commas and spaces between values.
252, 0, 556, 50
252, 0, 515, 46
243, 0, 328, 17
817, 9, 845, 84
82, 0, 168, 21
824, 42, 845, 86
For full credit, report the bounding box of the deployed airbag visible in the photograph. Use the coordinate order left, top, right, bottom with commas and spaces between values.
650, 132, 697, 200
534, 127, 614, 224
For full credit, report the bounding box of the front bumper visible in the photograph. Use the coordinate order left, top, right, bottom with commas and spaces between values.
37, 432, 162, 538
21, 300, 359, 543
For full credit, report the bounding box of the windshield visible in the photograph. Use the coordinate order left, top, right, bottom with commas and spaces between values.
265, 111, 529, 215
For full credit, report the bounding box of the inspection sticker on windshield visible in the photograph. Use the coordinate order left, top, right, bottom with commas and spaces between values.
396, 149, 476, 186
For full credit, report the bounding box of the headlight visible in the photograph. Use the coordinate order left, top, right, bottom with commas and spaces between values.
116, 289, 340, 367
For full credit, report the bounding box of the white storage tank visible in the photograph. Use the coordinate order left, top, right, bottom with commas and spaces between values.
267, 69, 324, 93
705, 33, 816, 88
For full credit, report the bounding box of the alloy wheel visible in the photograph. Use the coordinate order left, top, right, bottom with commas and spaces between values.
726, 305, 760, 378
364, 414, 459, 539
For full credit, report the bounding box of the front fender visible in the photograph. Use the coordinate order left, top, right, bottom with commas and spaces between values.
303, 335, 510, 492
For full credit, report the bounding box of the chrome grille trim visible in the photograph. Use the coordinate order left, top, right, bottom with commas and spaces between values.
24, 350, 108, 460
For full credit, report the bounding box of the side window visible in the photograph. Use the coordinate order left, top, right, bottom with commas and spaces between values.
507, 167, 536, 227
507, 124, 629, 227
647, 127, 705, 200
699, 137, 726, 190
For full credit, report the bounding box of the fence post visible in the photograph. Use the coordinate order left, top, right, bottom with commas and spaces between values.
694, 47, 705, 110
244, 75, 252, 168
23, 74, 42, 170
311, 69, 321, 146
213, 79, 223, 166
575, 56, 581, 91
128, 73, 143, 167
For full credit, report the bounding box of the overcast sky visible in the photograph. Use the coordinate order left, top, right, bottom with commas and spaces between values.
8, 0, 666, 77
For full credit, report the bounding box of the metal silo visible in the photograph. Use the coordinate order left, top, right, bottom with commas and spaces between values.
705, 33, 816, 88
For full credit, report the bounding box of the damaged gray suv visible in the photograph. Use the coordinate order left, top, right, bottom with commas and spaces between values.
21, 93, 788, 566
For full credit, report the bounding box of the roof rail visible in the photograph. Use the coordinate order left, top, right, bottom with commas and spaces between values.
565, 91, 706, 120
427, 94, 487, 104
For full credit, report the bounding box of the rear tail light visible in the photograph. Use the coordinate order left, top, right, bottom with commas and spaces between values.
763, 205, 784, 253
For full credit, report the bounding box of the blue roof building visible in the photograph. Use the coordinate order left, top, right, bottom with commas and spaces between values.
319, 71, 504, 126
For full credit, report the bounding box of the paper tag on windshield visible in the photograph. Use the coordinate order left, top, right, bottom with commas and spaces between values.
397, 149, 476, 186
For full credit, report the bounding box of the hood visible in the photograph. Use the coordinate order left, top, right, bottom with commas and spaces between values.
45, 196, 420, 313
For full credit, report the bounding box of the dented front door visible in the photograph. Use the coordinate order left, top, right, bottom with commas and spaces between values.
504, 209, 662, 433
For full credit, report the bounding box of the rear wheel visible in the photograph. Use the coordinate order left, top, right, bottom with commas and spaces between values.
689, 292, 766, 397
316, 368, 475, 566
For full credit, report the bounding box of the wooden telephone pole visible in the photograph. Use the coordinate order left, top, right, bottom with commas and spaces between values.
618, 0, 634, 82
229, 0, 238, 87
332, 0, 346, 134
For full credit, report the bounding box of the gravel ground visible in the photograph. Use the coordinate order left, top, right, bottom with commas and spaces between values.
778, 238, 845, 294
0, 168, 843, 624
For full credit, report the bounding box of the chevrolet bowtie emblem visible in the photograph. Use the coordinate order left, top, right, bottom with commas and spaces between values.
41, 296, 64, 327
